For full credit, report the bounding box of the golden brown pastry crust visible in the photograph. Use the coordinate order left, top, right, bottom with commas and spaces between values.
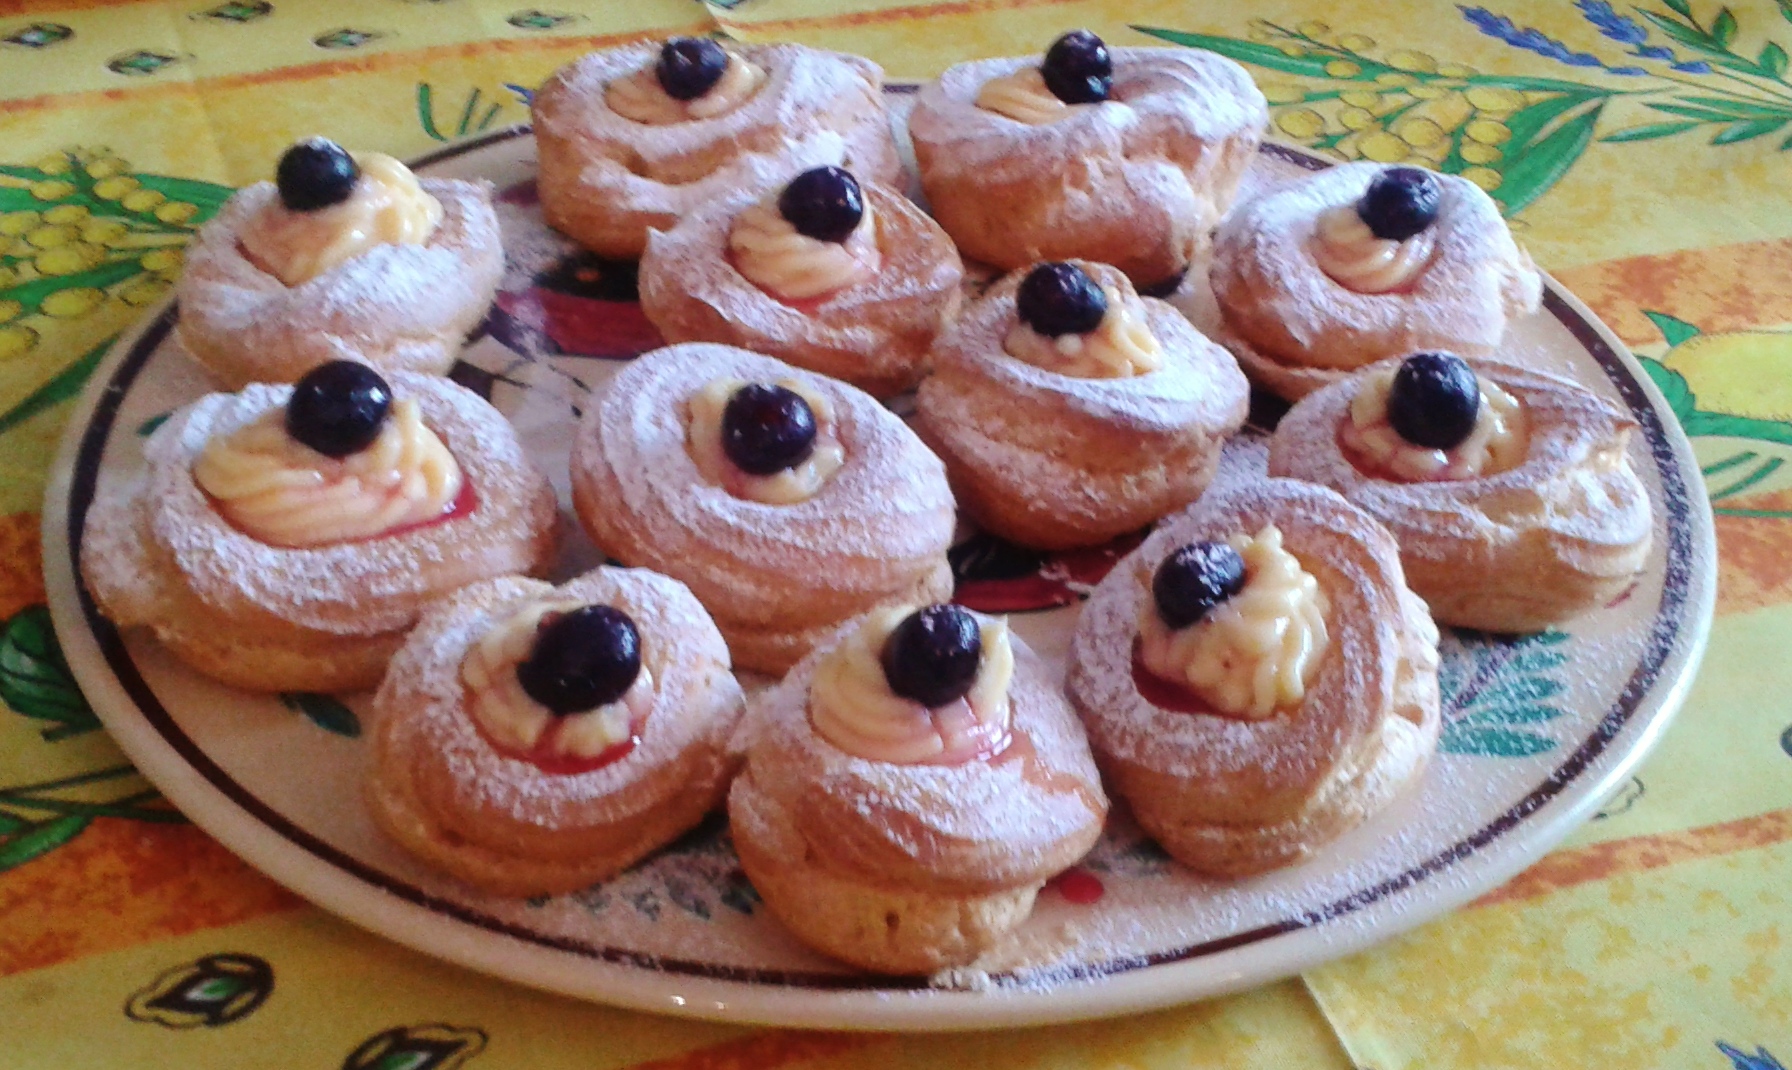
569, 344, 956, 675
908, 47, 1266, 287
367, 569, 744, 896
729, 626, 1107, 973
175, 179, 502, 389
638, 183, 963, 399
80, 373, 558, 693
1267, 358, 1653, 631
1210, 162, 1543, 400
1067, 479, 1440, 877
914, 261, 1249, 550
533, 42, 900, 259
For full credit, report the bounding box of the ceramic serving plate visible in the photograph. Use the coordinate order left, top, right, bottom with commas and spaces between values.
41, 124, 1715, 1031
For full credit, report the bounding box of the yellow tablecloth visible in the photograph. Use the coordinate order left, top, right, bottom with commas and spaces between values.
3, 1, 1789, 1066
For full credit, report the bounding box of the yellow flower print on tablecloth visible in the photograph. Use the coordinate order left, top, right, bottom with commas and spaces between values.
1139, 0, 1792, 217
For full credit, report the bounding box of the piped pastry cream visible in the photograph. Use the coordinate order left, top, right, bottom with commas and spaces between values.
193, 396, 464, 549
809, 605, 1014, 764
605, 49, 767, 124
460, 600, 655, 762
727, 194, 880, 302
238, 151, 443, 287
1139, 525, 1330, 720
1003, 284, 1163, 378
1341, 363, 1528, 481
1310, 203, 1435, 295
974, 67, 1076, 125
686, 377, 846, 505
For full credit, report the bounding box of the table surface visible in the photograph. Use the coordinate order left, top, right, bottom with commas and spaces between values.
2, 1, 1789, 1067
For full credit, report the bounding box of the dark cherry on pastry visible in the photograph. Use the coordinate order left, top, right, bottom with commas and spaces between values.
1041, 29, 1112, 104
1151, 541, 1247, 629
517, 605, 643, 714
721, 383, 818, 474
655, 36, 730, 101
880, 603, 982, 707
275, 138, 360, 212
1016, 261, 1108, 336
284, 360, 391, 457
1357, 166, 1441, 242
776, 165, 865, 243
1387, 351, 1479, 449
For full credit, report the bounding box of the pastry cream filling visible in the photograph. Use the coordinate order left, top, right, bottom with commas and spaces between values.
1003, 286, 1164, 378
1139, 525, 1330, 721
810, 606, 1014, 764
687, 377, 847, 504
727, 198, 880, 301
975, 67, 1078, 125
1311, 203, 1435, 295
193, 398, 464, 549
460, 600, 655, 759
239, 152, 443, 287
606, 51, 767, 124
1341, 366, 1529, 481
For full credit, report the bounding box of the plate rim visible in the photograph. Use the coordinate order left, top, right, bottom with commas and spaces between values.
39, 130, 1718, 1030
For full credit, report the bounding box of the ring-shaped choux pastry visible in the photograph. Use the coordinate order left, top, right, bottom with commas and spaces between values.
1210, 162, 1543, 400
915, 260, 1249, 550
1067, 478, 1441, 877
570, 343, 956, 674
909, 40, 1266, 288
367, 568, 745, 896
533, 40, 901, 259
1267, 356, 1653, 631
81, 370, 558, 692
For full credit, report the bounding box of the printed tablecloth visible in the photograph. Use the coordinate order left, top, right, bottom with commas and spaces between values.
2, 1, 1788, 1066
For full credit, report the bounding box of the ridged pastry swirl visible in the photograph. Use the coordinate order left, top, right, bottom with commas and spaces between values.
176, 178, 502, 388
915, 260, 1249, 549
80, 373, 558, 692
368, 569, 744, 896
729, 624, 1106, 972
1268, 358, 1653, 631
571, 344, 957, 674
909, 47, 1267, 285
641, 182, 963, 399
533, 42, 900, 259
1211, 162, 1543, 400
1067, 479, 1441, 877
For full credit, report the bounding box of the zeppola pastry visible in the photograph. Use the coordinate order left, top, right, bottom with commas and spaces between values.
1267, 352, 1653, 631
915, 259, 1249, 549
639, 164, 964, 398
177, 138, 503, 387
908, 30, 1266, 290
1067, 479, 1440, 877
570, 343, 955, 674
533, 37, 901, 259
367, 567, 745, 896
1211, 163, 1543, 400
81, 361, 557, 692
730, 603, 1107, 973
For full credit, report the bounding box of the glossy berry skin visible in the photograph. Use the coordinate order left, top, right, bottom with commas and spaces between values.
275, 139, 359, 212
656, 37, 729, 101
1017, 262, 1108, 336
777, 166, 865, 244
1387, 351, 1481, 450
721, 383, 818, 475
881, 604, 983, 708
1152, 541, 1248, 630
517, 606, 643, 715
1041, 30, 1112, 105
285, 360, 392, 458
1356, 167, 1441, 242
